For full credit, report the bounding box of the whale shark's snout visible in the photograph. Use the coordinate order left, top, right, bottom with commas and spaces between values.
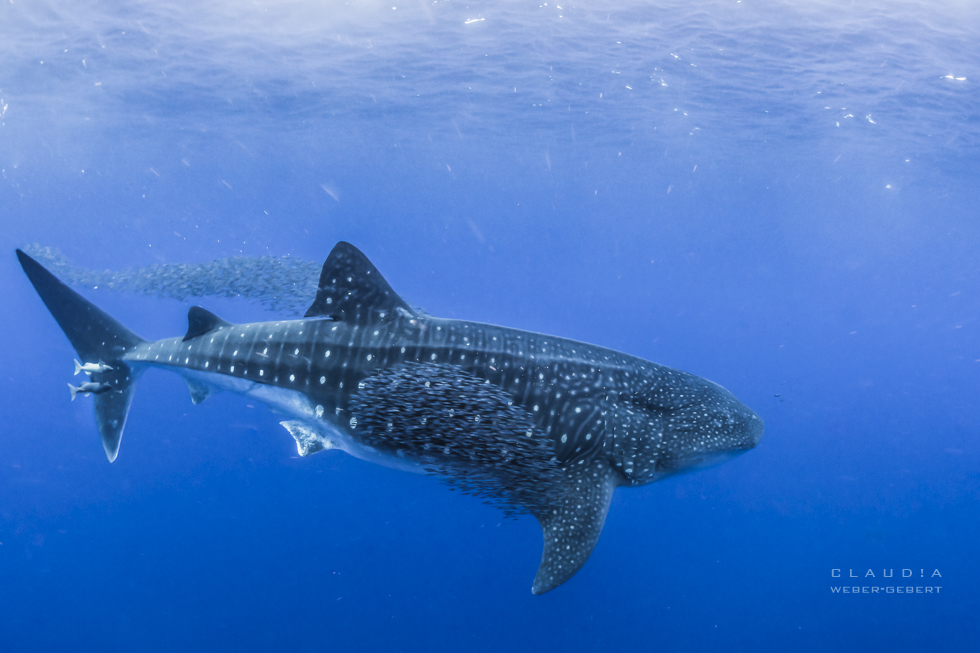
703, 378, 764, 451
716, 393, 765, 454
649, 378, 764, 475
743, 406, 765, 449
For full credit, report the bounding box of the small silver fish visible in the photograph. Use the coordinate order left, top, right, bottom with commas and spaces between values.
68, 381, 113, 401
74, 359, 114, 375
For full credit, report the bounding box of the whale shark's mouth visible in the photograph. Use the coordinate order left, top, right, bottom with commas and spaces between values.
669, 449, 750, 474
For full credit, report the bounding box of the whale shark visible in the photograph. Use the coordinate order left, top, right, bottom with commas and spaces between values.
17, 242, 763, 594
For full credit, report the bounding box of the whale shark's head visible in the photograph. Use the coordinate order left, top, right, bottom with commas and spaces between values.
652, 376, 764, 475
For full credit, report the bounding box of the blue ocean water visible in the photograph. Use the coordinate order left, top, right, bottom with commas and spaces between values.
2, 0, 978, 650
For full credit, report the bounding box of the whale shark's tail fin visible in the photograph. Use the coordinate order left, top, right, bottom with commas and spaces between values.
17, 249, 146, 462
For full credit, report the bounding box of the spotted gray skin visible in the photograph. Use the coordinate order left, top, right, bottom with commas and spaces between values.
16, 243, 764, 594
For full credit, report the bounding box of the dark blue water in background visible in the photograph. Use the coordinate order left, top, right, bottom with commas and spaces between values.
1, 0, 978, 650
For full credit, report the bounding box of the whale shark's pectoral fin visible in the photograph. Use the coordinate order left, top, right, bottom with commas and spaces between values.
530, 463, 618, 594
184, 378, 218, 405
280, 420, 336, 456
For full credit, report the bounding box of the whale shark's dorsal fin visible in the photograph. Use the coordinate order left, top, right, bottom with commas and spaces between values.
183, 306, 233, 342
304, 242, 417, 323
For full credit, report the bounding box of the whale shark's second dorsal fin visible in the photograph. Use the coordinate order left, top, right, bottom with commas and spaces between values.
304, 242, 417, 323
183, 306, 233, 341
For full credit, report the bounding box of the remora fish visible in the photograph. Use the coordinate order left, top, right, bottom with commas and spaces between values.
74, 359, 114, 375
68, 381, 113, 400
17, 242, 763, 594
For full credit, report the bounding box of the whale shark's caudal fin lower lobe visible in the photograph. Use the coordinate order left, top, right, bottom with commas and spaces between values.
17, 249, 146, 462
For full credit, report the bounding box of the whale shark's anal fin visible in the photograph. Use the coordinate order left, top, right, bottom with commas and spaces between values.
530, 462, 618, 594
184, 377, 218, 405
